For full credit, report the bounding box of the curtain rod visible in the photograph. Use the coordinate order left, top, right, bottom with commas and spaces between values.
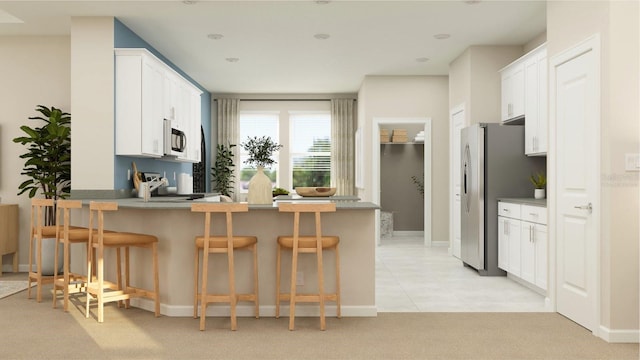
212, 98, 356, 102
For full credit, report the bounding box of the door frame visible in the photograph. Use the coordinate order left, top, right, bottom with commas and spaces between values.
372, 117, 432, 246
449, 103, 465, 256
549, 33, 601, 336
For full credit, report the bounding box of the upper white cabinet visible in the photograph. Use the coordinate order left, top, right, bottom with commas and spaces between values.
500, 63, 525, 122
524, 46, 547, 156
115, 48, 202, 162
500, 44, 548, 156
115, 49, 165, 157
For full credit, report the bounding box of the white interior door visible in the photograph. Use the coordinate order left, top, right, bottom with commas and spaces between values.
450, 105, 465, 258
553, 36, 600, 331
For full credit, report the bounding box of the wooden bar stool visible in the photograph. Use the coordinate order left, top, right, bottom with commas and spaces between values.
28, 199, 84, 302
192, 203, 259, 331
52, 200, 102, 311
85, 201, 160, 323
276, 202, 341, 331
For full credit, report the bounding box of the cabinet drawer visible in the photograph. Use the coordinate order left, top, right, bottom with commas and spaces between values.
498, 202, 521, 219
521, 204, 547, 224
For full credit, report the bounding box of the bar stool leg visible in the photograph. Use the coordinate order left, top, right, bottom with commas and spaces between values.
288, 245, 299, 331
253, 243, 259, 318
335, 246, 341, 318
193, 246, 199, 319
317, 245, 326, 331
199, 246, 209, 331
275, 244, 281, 318
228, 249, 237, 331
153, 242, 160, 317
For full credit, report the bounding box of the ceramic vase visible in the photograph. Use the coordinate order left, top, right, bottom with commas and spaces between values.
33, 238, 63, 276
248, 167, 273, 204
534, 188, 546, 199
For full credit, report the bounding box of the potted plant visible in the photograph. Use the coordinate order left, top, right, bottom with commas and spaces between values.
211, 143, 236, 198
13, 105, 72, 274
240, 136, 282, 204
530, 172, 546, 199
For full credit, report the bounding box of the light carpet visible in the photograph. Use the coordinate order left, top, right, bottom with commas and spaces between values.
0, 280, 32, 299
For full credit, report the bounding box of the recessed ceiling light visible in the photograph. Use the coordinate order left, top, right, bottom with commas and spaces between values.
225, 57, 239, 63
207, 34, 224, 40
464, 0, 481, 4
182, 1, 197, 4
315, 0, 330, 4
416, 57, 429, 63
314, 33, 330, 40
433, 33, 451, 40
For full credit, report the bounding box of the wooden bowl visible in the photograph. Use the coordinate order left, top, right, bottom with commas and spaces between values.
295, 187, 337, 197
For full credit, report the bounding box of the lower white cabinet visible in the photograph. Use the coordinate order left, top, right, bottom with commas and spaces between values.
498, 201, 547, 291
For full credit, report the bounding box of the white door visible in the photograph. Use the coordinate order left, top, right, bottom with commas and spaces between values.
450, 106, 464, 258
553, 37, 599, 331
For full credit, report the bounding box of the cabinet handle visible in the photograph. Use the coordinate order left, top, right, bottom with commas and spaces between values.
529, 225, 533, 242
505, 221, 509, 236
529, 213, 538, 217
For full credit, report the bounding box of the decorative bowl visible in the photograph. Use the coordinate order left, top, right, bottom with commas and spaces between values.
295, 187, 337, 197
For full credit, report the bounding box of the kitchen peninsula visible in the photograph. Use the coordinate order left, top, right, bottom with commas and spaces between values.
71, 198, 378, 317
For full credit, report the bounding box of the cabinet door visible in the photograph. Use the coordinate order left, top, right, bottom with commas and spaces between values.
520, 221, 536, 284
141, 56, 164, 157
507, 218, 522, 277
498, 216, 509, 271
502, 64, 525, 122
534, 224, 548, 290
524, 56, 539, 155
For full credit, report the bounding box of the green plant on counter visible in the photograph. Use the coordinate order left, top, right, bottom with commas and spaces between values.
530, 172, 547, 189
272, 187, 289, 197
411, 175, 424, 197
240, 136, 283, 168
211, 143, 236, 197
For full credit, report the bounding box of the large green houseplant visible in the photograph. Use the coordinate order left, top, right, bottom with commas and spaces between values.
211, 143, 236, 198
13, 105, 72, 225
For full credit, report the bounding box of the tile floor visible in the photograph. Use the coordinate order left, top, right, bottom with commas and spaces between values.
376, 236, 551, 312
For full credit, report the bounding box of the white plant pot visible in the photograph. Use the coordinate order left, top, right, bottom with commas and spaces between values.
534, 188, 546, 199
247, 167, 273, 204
33, 238, 63, 276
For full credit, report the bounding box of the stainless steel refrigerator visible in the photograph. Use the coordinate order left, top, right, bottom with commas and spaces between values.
460, 123, 545, 276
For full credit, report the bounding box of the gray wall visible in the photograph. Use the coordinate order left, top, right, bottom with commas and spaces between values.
380, 124, 425, 231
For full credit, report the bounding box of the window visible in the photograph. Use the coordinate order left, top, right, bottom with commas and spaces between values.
289, 112, 331, 188
238, 112, 279, 192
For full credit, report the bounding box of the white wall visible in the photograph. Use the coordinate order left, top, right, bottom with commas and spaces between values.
0, 36, 70, 269
548, 0, 639, 335
70, 17, 115, 190
357, 76, 449, 242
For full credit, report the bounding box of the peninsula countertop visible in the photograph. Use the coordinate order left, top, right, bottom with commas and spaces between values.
75, 197, 380, 210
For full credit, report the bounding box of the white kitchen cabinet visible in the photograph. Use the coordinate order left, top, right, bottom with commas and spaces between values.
524, 46, 548, 156
115, 49, 165, 157
500, 44, 548, 155
116, 48, 202, 162
498, 201, 547, 292
500, 62, 525, 122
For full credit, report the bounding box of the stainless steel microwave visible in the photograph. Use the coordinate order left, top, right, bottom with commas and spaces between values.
164, 119, 186, 157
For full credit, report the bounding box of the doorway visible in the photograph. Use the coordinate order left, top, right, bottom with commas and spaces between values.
372, 117, 431, 246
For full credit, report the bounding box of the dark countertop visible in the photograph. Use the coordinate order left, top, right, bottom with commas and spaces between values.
498, 198, 547, 207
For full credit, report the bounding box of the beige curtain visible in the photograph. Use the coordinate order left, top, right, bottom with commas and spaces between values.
216, 98, 240, 200
331, 99, 356, 196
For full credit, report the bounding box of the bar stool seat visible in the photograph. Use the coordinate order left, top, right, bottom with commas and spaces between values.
276, 202, 341, 331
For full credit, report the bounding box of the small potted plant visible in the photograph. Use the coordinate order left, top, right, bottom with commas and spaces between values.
530, 172, 546, 199
211, 143, 236, 198
240, 136, 283, 204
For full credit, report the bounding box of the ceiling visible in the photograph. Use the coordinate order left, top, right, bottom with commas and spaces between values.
0, 0, 546, 94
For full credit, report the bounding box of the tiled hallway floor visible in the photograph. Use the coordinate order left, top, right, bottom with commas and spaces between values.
376, 237, 551, 312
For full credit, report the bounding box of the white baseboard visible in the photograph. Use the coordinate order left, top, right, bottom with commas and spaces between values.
129, 298, 378, 318
392, 231, 424, 237
431, 241, 449, 247
598, 325, 640, 343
